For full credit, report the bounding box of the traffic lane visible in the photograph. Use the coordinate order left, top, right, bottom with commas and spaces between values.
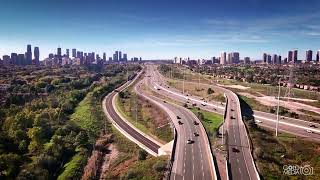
105, 92, 160, 153
256, 118, 320, 142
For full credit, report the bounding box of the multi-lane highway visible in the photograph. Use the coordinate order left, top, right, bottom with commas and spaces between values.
102, 71, 161, 156
146, 64, 260, 179
139, 67, 217, 180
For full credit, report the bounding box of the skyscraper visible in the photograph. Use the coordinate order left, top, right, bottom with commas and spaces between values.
317, 50, 320, 62
66, 49, 70, 58
288, 50, 293, 63
34, 47, 40, 65
306, 50, 312, 62
293, 49, 298, 63
232, 52, 240, 64
278, 55, 282, 64
57, 47, 62, 64
115, 51, 119, 61
220, 52, 226, 65
119, 51, 122, 61
72, 49, 76, 58
263, 53, 267, 64
244, 57, 250, 64
11, 53, 18, 65
123, 53, 127, 61
267, 54, 272, 64
103, 53, 106, 61
26, 44, 32, 65
272, 54, 278, 64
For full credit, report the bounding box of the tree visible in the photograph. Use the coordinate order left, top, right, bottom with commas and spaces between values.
153, 161, 166, 172
207, 88, 214, 94
138, 149, 148, 160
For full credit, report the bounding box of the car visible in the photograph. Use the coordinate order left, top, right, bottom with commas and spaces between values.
194, 121, 199, 125
114, 89, 119, 92
201, 103, 206, 106
231, 109, 234, 111
306, 129, 313, 133
255, 120, 262, 123
309, 124, 317, 128
178, 121, 183, 125
200, 98, 205, 100
187, 139, 194, 144
163, 100, 166, 103
186, 94, 189, 96
194, 132, 199, 137
230, 116, 235, 119
177, 116, 181, 119
232, 147, 240, 153
213, 108, 217, 111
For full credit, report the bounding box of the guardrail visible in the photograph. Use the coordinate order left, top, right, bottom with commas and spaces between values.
165, 128, 177, 180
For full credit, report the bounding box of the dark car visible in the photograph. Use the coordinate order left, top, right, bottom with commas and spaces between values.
187, 139, 194, 144
231, 116, 235, 119
194, 132, 199, 137
163, 100, 166, 103
177, 116, 181, 119
194, 121, 199, 125
309, 124, 317, 128
178, 120, 183, 125
232, 147, 240, 153
231, 109, 234, 111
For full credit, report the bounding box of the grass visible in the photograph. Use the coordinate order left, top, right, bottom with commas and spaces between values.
189, 107, 223, 140
244, 119, 320, 179
57, 150, 89, 180
120, 156, 168, 180
239, 95, 274, 113
299, 109, 320, 117
115, 82, 173, 143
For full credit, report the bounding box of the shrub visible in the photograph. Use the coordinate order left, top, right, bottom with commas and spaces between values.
153, 161, 166, 172
138, 149, 148, 160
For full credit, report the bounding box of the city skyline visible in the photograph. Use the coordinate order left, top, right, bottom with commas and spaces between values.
0, 0, 320, 59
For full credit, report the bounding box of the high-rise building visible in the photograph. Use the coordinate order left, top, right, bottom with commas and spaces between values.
287, 50, 293, 63
57, 47, 62, 64
17, 54, 25, 65
11, 53, 18, 65
26, 44, 32, 65
49, 53, 54, 59
278, 55, 282, 64
306, 50, 312, 62
34, 47, 40, 65
293, 49, 298, 63
220, 52, 226, 65
72, 49, 76, 58
263, 53, 267, 64
119, 51, 122, 61
123, 53, 127, 61
3, 55, 11, 65
66, 49, 70, 58
317, 50, 320, 62
284, 58, 288, 64
267, 54, 272, 64
244, 57, 250, 64
272, 54, 278, 64
231, 52, 240, 64
103, 53, 106, 61
115, 51, 119, 61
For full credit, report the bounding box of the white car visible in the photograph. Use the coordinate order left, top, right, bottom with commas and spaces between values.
306, 129, 313, 133
255, 120, 262, 123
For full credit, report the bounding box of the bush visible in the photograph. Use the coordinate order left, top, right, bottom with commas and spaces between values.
138, 149, 148, 160
207, 88, 214, 94
153, 161, 166, 172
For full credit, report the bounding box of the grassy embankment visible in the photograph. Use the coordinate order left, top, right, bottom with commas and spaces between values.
239, 96, 320, 179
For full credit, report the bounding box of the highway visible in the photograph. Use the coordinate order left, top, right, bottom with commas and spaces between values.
151, 66, 320, 142
102, 71, 161, 156
138, 68, 217, 180
146, 64, 259, 179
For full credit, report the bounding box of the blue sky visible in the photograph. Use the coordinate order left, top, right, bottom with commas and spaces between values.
0, 0, 320, 60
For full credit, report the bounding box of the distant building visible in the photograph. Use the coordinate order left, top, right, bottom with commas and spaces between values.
66, 49, 70, 58
220, 52, 226, 65
272, 54, 278, 64
115, 51, 119, 61
103, 53, 106, 61
278, 55, 282, 64
119, 51, 122, 61
317, 50, 320, 62
263, 53, 267, 64
11, 53, 18, 65
123, 53, 127, 61
293, 49, 298, 63
17, 54, 25, 65
72, 49, 76, 57
267, 54, 272, 64
2, 55, 11, 65
306, 50, 312, 62
26, 44, 32, 65
288, 50, 293, 63
244, 57, 250, 64
34, 47, 40, 65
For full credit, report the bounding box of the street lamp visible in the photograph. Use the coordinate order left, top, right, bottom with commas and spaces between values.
276, 78, 281, 137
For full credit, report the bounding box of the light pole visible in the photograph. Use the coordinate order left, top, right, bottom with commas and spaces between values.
183, 68, 185, 94
276, 78, 281, 137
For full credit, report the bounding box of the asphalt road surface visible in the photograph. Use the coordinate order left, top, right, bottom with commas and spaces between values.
139, 68, 216, 180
